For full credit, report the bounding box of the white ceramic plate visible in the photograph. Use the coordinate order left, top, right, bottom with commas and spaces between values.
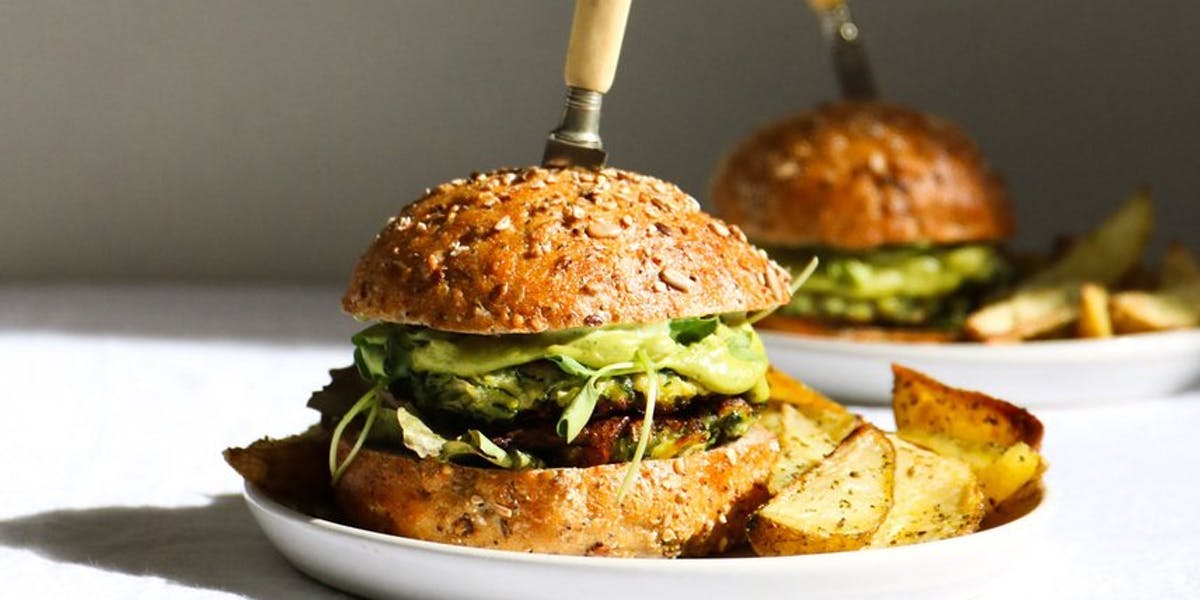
761, 329, 1200, 406
244, 483, 1049, 600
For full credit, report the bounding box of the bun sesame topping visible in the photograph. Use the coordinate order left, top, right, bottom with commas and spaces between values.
343, 166, 791, 333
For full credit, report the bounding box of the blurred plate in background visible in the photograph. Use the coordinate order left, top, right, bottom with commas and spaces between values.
761, 329, 1200, 406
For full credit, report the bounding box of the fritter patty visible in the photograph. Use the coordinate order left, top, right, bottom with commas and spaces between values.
405, 360, 712, 423
490, 397, 755, 468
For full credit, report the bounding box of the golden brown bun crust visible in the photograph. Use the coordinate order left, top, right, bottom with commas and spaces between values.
334, 426, 778, 557
712, 101, 1014, 249
757, 314, 961, 343
344, 167, 792, 334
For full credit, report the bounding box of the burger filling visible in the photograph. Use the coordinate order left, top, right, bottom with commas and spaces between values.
308, 315, 770, 484
764, 244, 1008, 328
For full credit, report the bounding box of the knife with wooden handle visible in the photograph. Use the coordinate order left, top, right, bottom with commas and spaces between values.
808, 0, 878, 100
542, 0, 633, 169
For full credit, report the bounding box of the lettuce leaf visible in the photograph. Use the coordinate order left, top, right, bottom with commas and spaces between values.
393, 405, 448, 459
442, 430, 543, 469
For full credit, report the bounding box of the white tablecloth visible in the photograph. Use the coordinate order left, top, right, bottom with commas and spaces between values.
1, 285, 1198, 599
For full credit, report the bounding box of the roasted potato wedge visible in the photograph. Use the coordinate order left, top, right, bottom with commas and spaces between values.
965, 190, 1153, 341
980, 477, 1046, 529
762, 403, 838, 494
766, 366, 860, 442
891, 364, 1045, 509
748, 425, 895, 555
1076, 282, 1113, 338
891, 364, 1043, 448
869, 436, 986, 547
897, 431, 1043, 510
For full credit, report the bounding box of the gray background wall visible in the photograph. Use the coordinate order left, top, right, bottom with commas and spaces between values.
2, 0, 1197, 282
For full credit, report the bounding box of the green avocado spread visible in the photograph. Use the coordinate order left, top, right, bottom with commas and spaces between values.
765, 244, 1007, 326
352, 317, 770, 422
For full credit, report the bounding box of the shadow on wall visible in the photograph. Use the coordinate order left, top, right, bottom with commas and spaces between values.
0, 495, 346, 599
0, 285, 357, 345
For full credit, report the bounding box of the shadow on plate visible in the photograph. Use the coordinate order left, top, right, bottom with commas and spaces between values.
0, 494, 348, 599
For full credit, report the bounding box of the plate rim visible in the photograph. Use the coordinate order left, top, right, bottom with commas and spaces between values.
759, 327, 1200, 363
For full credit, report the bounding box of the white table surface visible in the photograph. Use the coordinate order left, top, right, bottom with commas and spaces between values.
1, 285, 1198, 599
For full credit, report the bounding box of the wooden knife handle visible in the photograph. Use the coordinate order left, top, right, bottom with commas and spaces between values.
563, 0, 632, 93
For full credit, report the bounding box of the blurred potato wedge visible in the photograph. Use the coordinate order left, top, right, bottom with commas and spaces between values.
891, 364, 1045, 509
1110, 286, 1200, 333
869, 436, 986, 547
1110, 244, 1200, 333
748, 425, 895, 556
1160, 242, 1200, 287
1076, 283, 1114, 338
964, 283, 1079, 342
965, 190, 1153, 341
1023, 190, 1153, 288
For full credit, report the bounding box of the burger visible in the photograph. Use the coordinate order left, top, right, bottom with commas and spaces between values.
711, 101, 1014, 340
227, 165, 793, 557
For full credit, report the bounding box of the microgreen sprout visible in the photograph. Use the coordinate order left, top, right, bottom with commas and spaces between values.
748, 256, 820, 324
329, 385, 382, 484
617, 350, 659, 501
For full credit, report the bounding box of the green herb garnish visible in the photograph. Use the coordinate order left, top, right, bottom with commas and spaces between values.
668, 315, 719, 345
329, 386, 382, 484
552, 358, 639, 442
616, 350, 659, 501
747, 257, 820, 324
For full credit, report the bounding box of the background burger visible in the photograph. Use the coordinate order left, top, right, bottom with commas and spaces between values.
228, 165, 793, 557
711, 101, 1014, 341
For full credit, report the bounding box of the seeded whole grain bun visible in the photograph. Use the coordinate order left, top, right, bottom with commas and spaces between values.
333, 426, 777, 557
711, 101, 1014, 250
343, 166, 792, 334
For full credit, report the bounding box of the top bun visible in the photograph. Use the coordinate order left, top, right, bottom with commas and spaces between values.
343, 166, 791, 334
711, 101, 1014, 249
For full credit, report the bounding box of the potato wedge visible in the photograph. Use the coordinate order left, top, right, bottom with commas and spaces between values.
1110, 285, 1200, 333
1108, 243, 1200, 333
1026, 189, 1154, 287
869, 436, 986, 547
891, 364, 1043, 448
964, 283, 1079, 341
762, 403, 838, 494
748, 425, 895, 556
891, 364, 1045, 509
965, 190, 1153, 341
897, 431, 1043, 509
980, 477, 1046, 529
1160, 242, 1200, 288
766, 366, 860, 442
1076, 283, 1113, 338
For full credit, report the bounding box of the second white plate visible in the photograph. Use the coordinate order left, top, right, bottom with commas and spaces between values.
761, 329, 1200, 406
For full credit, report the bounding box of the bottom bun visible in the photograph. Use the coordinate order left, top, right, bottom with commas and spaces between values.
334, 426, 778, 557
757, 314, 961, 343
